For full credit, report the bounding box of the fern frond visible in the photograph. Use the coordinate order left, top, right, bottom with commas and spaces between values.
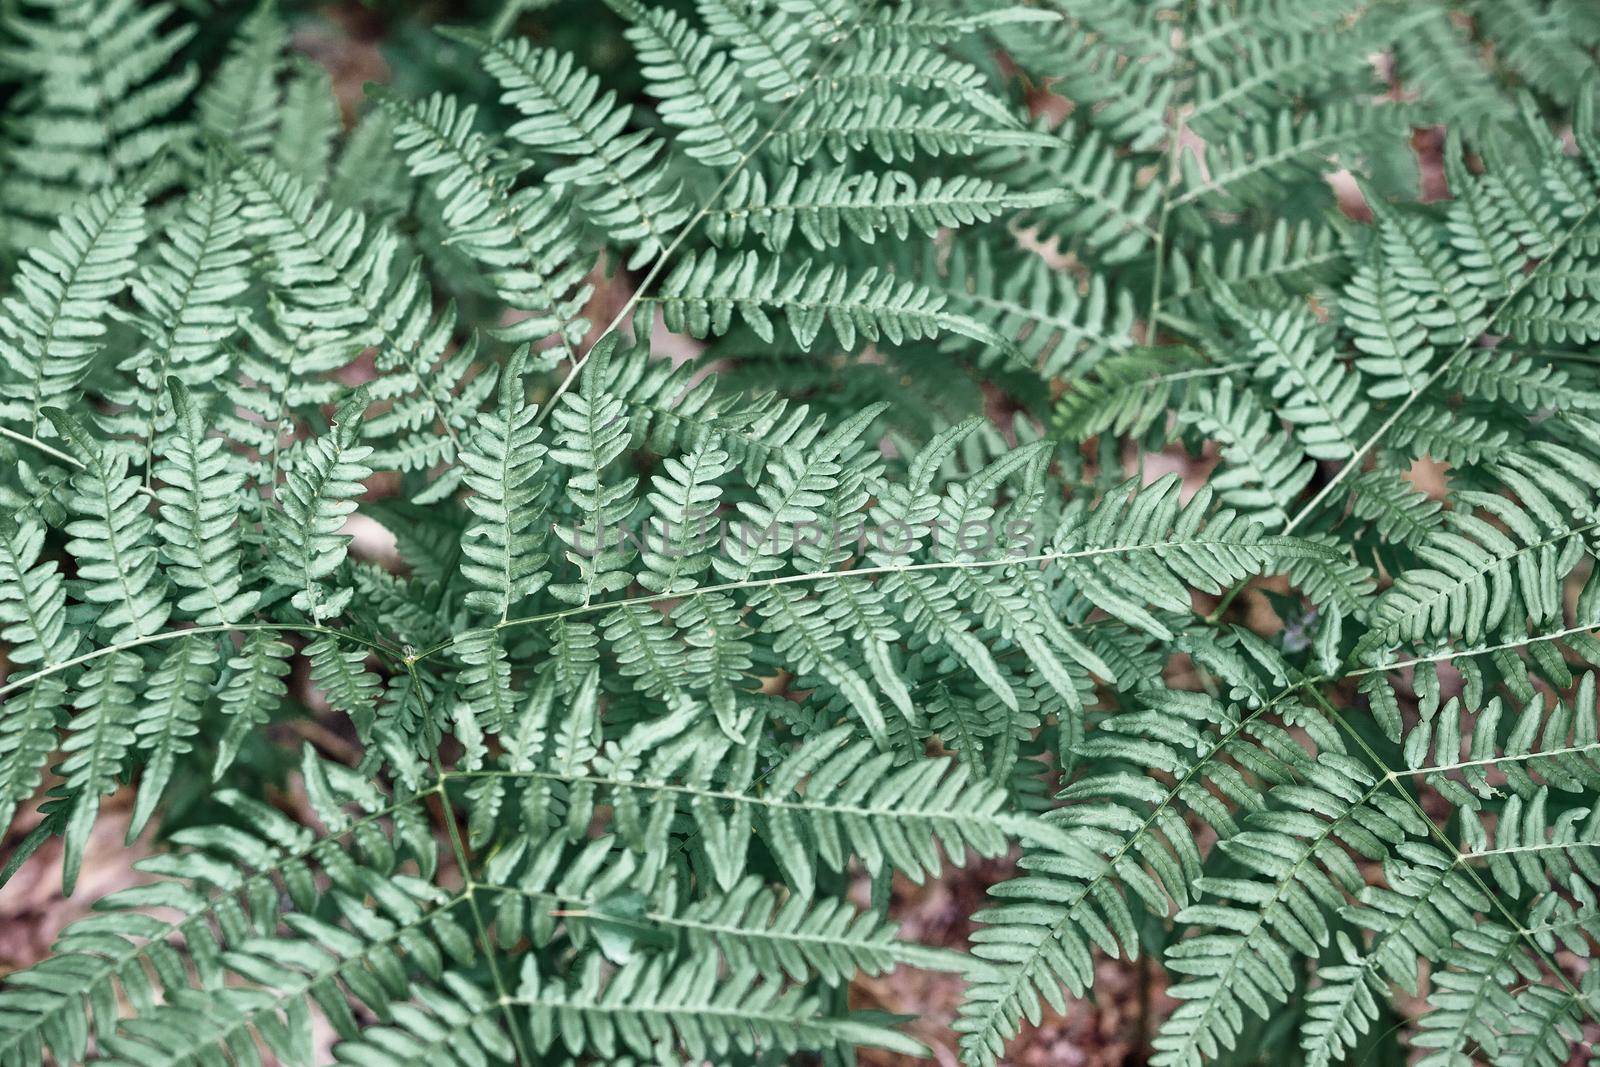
945, 240, 1137, 378
463, 30, 689, 268
376, 87, 594, 356
1222, 294, 1368, 461
1152, 757, 1425, 1067
510, 951, 926, 1059
698, 0, 813, 103
262, 390, 374, 621
0, 0, 193, 240
126, 634, 218, 838
1184, 379, 1316, 530
707, 168, 1054, 252
44, 408, 170, 642
0, 183, 146, 430
151, 380, 258, 625
1354, 493, 1592, 663
0, 763, 462, 1066
104, 174, 247, 455
608, 0, 758, 168
213, 632, 292, 780
654, 249, 1004, 351
459, 351, 549, 619
195, 0, 287, 154
958, 689, 1327, 1066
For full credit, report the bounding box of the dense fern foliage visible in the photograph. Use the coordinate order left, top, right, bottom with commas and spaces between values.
3, 0, 1600, 1063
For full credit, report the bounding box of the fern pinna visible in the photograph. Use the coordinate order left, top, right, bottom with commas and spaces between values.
2, 0, 1600, 1064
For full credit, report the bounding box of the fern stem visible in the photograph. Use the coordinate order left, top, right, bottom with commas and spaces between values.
1341, 620, 1600, 677
0, 622, 401, 700
1392, 739, 1600, 780
1140, 0, 1194, 338
414, 538, 1267, 662
432, 752, 533, 1067
1460, 840, 1600, 860
0, 422, 83, 468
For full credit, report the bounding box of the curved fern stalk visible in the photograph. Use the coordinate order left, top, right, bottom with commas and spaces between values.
151, 380, 259, 626
262, 389, 374, 622
0, 183, 147, 432
508, 951, 926, 1060
375, 87, 594, 358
